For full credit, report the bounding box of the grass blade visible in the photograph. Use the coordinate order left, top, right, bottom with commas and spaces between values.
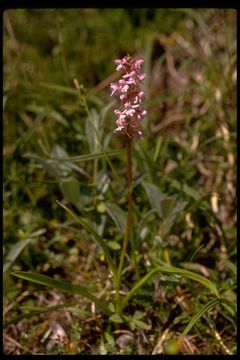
157, 265, 220, 298
4, 300, 92, 328
153, 136, 162, 162
3, 228, 46, 275
11, 271, 111, 315
56, 201, 117, 280
23, 149, 123, 163
39, 82, 77, 95
122, 264, 219, 310
181, 298, 222, 338
4, 303, 67, 328
121, 267, 159, 309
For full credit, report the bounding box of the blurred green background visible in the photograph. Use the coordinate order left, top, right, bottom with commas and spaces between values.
3, 9, 236, 355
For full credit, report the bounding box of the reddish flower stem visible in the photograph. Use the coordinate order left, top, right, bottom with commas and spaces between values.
116, 135, 133, 314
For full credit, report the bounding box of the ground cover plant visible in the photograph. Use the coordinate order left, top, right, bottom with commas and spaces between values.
3, 9, 236, 355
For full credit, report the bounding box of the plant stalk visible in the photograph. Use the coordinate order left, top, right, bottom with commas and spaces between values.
115, 136, 133, 314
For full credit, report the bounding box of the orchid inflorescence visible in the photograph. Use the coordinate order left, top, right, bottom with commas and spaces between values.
110, 55, 147, 140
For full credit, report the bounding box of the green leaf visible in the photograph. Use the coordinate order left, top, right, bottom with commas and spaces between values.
3, 228, 46, 275
220, 297, 236, 318
51, 144, 89, 177
122, 264, 219, 310
104, 332, 115, 347
99, 101, 116, 127
160, 196, 176, 219
107, 241, 121, 250
85, 108, 99, 153
39, 82, 105, 108
11, 271, 111, 315
181, 298, 222, 338
105, 201, 126, 232
4, 302, 91, 328
60, 178, 93, 211
56, 201, 117, 281
153, 136, 162, 162
131, 319, 150, 330
137, 209, 157, 239
4, 303, 67, 328
23, 149, 123, 163
133, 310, 145, 320
158, 265, 219, 298
109, 314, 124, 323
160, 198, 187, 235
142, 182, 168, 218
27, 104, 70, 128
66, 306, 90, 316
97, 170, 111, 195
60, 177, 81, 207
14, 112, 47, 153
182, 184, 201, 201
39, 82, 77, 95
22, 146, 89, 179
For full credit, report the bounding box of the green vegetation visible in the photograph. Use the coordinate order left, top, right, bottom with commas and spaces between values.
3, 9, 236, 355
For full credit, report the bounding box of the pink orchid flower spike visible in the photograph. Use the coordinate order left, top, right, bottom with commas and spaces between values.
110, 54, 147, 140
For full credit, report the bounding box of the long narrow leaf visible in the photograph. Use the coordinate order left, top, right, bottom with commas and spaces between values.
3, 228, 46, 275
11, 271, 111, 315
4, 303, 67, 328
181, 298, 221, 338
46, 150, 123, 162
121, 268, 159, 309
56, 201, 117, 280
4, 300, 91, 328
23, 149, 123, 163
157, 265, 219, 298
122, 264, 219, 310
39, 82, 77, 95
